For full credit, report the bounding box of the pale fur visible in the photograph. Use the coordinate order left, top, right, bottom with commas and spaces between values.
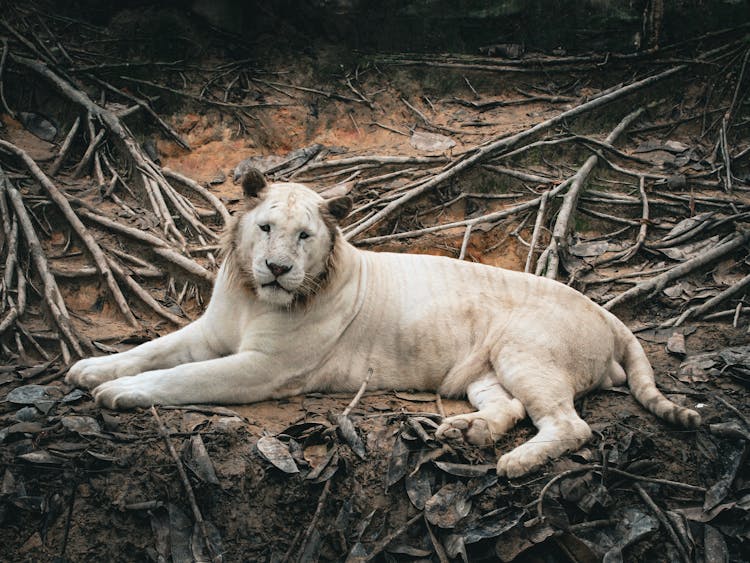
66, 180, 700, 477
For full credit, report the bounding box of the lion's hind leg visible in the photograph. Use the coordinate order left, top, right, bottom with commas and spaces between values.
495, 366, 592, 478
436, 373, 526, 446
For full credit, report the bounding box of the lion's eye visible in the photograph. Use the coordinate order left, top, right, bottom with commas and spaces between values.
299, 231, 310, 240
259, 224, 271, 233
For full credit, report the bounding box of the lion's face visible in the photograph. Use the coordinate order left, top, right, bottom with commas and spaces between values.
229, 174, 351, 307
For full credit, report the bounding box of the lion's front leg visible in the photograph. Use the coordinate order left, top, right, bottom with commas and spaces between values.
92, 351, 284, 410
66, 320, 219, 390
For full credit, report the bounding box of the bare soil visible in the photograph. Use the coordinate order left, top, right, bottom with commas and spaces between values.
1, 6, 749, 563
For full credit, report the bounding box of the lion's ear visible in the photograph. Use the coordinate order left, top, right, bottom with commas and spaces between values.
326, 196, 352, 221
241, 168, 267, 198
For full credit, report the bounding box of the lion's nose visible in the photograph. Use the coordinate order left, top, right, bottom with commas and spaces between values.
266, 261, 292, 277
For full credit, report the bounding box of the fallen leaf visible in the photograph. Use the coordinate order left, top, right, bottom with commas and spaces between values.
704, 444, 745, 511
394, 391, 438, 402
6, 384, 62, 405
661, 212, 715, 241
304, 444, 337, 481
570, 240, 609, 258
405, 467, 434, 510
256, 436, 299, 474
425, 482, 472, 528
183, 435, 220, 485
667, 332, 687, 356
191, 519, 224, 562
61, 416, 102, 437
168, 503, 193, 563
410, 130, 455, 153
495, 521, 554, 562
661, 235, 720, 261
458, 506, 525, 545
334, 413, 366, 459
386, 435, 410, 487
18, 111, 57, 141
18, 450, 65, 465
434, 461, 494, 477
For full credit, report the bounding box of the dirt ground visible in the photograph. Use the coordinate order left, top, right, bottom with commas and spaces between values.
1, 4, 750, 562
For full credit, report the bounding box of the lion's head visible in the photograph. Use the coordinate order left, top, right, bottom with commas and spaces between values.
223, 168, 352, 307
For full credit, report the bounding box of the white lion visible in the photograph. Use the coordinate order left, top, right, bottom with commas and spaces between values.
66, 169, 700, 477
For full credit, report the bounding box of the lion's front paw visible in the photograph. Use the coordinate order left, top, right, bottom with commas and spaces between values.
496, 447, 545, 478
91, 376, 157, 410
436, 414, 493, 446
65, 356, 141, 389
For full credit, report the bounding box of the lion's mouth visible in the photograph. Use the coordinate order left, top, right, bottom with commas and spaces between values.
262, 281, 291, 293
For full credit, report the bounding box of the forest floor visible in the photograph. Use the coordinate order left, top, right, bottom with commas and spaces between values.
0, 4, 749, 562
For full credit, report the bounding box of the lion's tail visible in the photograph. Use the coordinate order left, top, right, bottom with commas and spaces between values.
619, 325, 701, 428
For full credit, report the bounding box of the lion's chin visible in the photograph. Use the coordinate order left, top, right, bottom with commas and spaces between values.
257, 284, 296, 306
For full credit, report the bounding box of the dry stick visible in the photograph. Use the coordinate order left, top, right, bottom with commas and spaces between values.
51, 264, 162, 279
253, 77, 365, 104
145, 176, 184, 246
73, 208, 214, 282
157, 177, 218, 242
15, 265, 26, 315
11, 56, 195, 246
541, 107, 645, 280
603, 230, 750, 311
360, 512, 424, 562
670, 272, 750, 327
0, 140, 139, 327
122, 75, 290, 109
0, 38, 14, 118
531, 464, 705, 526
151, 407, 221, 563
603, 157, 720, 188
106, 258, 186, 325
162, 168, 232, 225
49, 115, 80, 176
292, 480, 332, 563
91, 76, 190, 150
152, 247, 215, 283
346, 65, 685, 241
73, 123, 105, 178
0, 306, 17, 336
483, 164, 554, 184
300, 155, 448, 175
3, 219, 18, 303
355, 177, 573, 245
425, 519, 450, 563
594, 176, 649, 266
342, 368, 374, 417
108, 246, 160, 271
4, 183, 83, 359
524, 191, 548, 273
458, 224, 473, 260
634, 483, 692, 563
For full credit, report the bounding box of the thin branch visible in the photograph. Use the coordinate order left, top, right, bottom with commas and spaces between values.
162, 168, 232, 225
342, 368, 374, 417
49, 115, 81, 176
355, 178, 572, 245
346, 65, 686, 240
541, 107, 645, 279
671, 272, 750, 327
3, 176, 83, 360
634, 483, 691, 563
524, 190, 548, 273
151, 407, 221, 563
604, 230, 750, 311
0, 139, 138, 327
